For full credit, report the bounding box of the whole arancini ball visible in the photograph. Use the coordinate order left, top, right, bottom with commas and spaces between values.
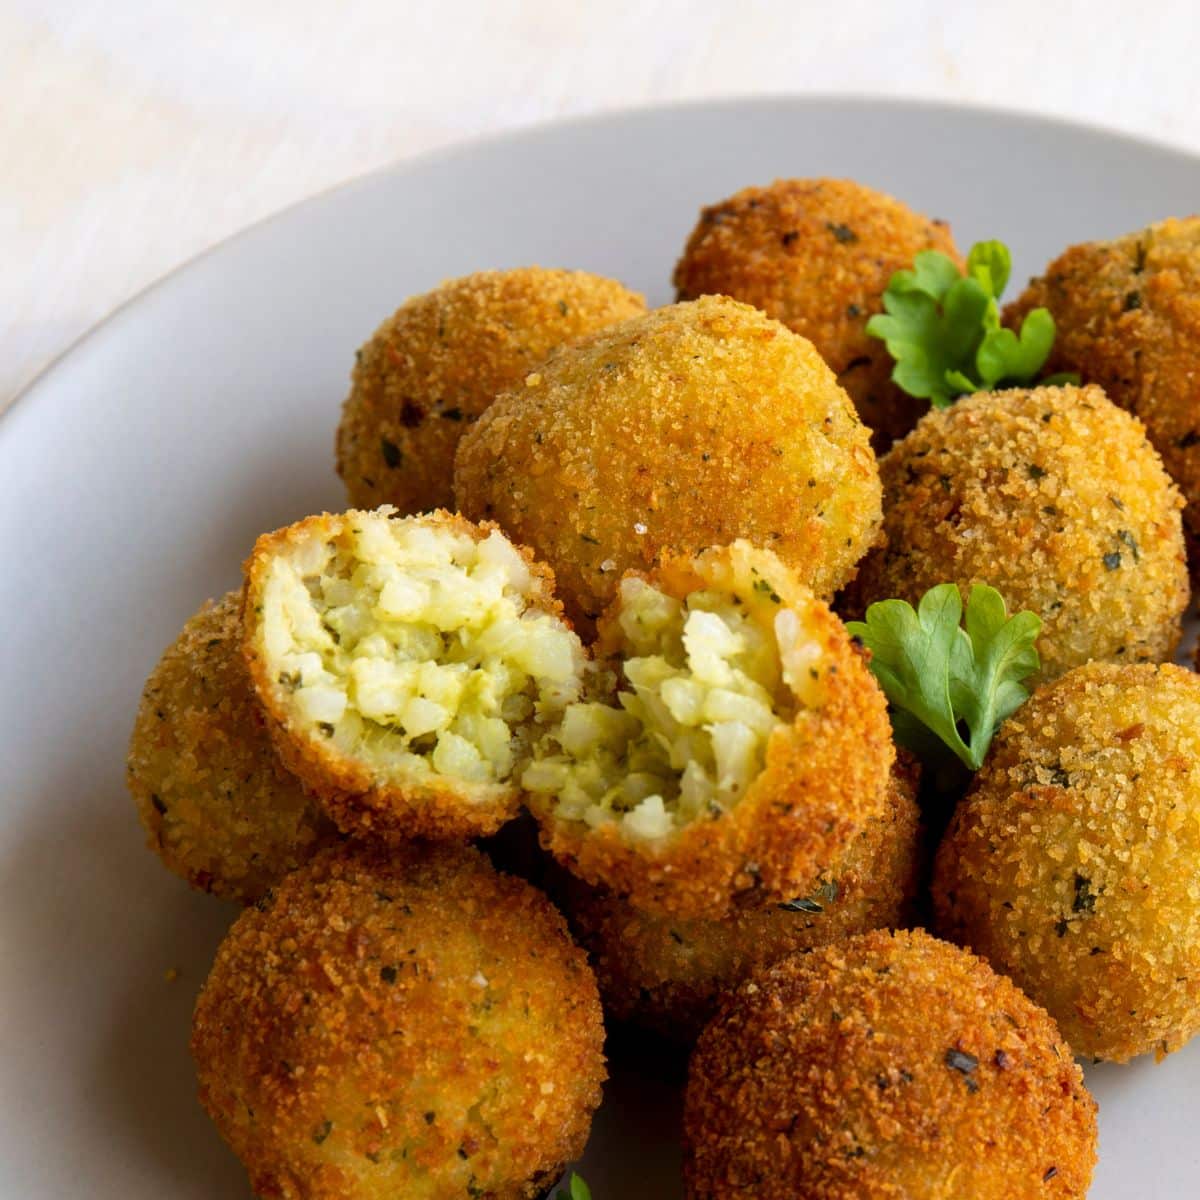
454, 295, 882, 636
336, 267, 645, 514
934, 661, 1200, 1063
1005, 216, 1200, 578
191, 842, 605, 1200
126, 592, 334, 904
673, 178, 961, 449
683, 929, 1097, 1200
844, 383, 1188, 684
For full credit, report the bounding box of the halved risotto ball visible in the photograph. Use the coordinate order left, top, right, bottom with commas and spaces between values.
242, 508, 586, 843
454, 295, 882, 635
522, 541, 894, 919
562, 754, 922, 1040
934, 661, 1200, 1063
336, 267, 645, 514
192, 841, 605, 1200
844, 383, 1188, 684
683, 929, 1097, 1200
673, 178, 962, 449
127, 592, 334, 904
1005, 217, 1200, 574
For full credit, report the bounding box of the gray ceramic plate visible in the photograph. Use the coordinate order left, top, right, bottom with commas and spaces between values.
2, 97, 1198, 1198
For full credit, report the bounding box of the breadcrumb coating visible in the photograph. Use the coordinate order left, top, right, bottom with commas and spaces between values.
844, 383, 1188, 684
126, 592, 334, 904
683, 929, 1097, 1200
934, 661, 1200, 1063
454, 295, 882, 636
242, 509, 585, 843
336, 267, 645, 513
673, 178, 962, 450
1005, 217, 1200, 577
562, 755, 922, 1040
191, 842, 605, 1200
526, 543, 894, 919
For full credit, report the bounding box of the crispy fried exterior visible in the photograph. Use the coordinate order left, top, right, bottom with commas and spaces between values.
191, 842, 605, 1200
336, 268, 645, 514
673, 179, 962, 450
934, 662, 1200, 1063
454, 295, 882, 637
532, 544, 894, 919
242, 509, 568, 843
562, 755, 922, 1040
1005, 217, 1200, 576
682, 929, 1097, 1200
126, 592, 334, 904
843, 383, 1188, 684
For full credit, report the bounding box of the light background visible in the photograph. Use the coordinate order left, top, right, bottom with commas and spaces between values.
4, 0, 1199, 409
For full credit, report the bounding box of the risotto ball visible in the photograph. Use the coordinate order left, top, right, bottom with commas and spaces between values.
1005, 216, 1200, 576
241, 508, 586, 843
126, 592, 333, 904
674, 178, 962, 449
934, 661, 1200, 1063
845, 383, 1188, 684
192, 842, 604, 1200
683, 929, 1097, 1199
522, 541, 894, 919
454, 295, 882, 635
336, 267, 645, 513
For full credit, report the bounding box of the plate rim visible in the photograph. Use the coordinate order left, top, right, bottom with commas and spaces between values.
8, 90, 1200, 432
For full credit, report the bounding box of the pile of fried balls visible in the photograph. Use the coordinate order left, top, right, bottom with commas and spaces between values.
127, 180, 1200, 1199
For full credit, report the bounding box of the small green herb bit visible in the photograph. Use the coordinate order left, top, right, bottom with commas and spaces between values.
554, 1172, 592, 1200
846, 583, 1041, 772
866, 240, 1073, 407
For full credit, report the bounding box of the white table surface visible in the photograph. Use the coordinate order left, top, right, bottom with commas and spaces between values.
4, 0, 1200, 410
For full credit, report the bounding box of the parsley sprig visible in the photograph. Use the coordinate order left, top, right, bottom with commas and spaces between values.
554, 1173, 592, 1200
866, 240, 1075, 408
847, 583, 1041, 772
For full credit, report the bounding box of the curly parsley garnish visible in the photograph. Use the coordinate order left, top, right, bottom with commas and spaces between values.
554, 1173, 592, 1200
866, 240, 1076, 408
846, 583, 1041, 771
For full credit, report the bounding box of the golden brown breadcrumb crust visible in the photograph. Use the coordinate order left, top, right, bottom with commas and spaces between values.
191, 842, 605, 1200
673, 178, 962, 450
531, 545, 894, 919
934, 661, 1200, 1063
242, 508, 568, 843
683, 929, 1097, 1200
563, 755, 922, 1040
1005, 217, 1200, 577
336, 267, 645, 514
454, 295, 882, 637
126, 592, 335, 904
844, 383, 1188, 684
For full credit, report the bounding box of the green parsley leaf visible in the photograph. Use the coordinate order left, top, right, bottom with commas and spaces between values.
866, 240, 1077, 408
554, 1172, 592, 1200
846, 583, 1041, 771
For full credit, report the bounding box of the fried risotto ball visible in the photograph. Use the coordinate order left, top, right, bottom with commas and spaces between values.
454, 295, 882, 636
934, 661, 1200, 1063
673, 178, 962, 450
522, 541, 894, 920
242, 508, 586, 843
1005, 217, 1200, 575
336, 268, 646, 514
126, 592, 334, 904
191, 841, 604, 1200
682, 929, 1097, 1200
845, 383, 1188, 684
562, 754, 922, 1040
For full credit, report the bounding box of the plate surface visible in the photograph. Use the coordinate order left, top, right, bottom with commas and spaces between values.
2, 97, 1198, 1199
